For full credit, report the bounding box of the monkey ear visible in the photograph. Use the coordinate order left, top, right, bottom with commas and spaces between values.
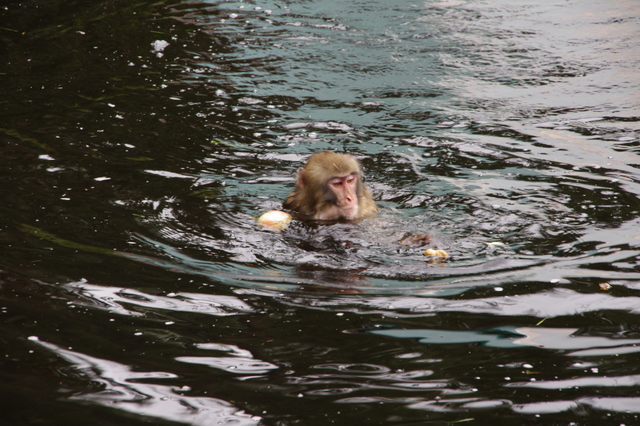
296, 168, 306, 188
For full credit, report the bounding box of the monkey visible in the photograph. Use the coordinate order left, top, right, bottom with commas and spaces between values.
282, 151, 447, 257
283, 151, 378, 221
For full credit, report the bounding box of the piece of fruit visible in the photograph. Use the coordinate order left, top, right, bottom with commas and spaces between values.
256, 210, 292, 231
423, 248, 449, 257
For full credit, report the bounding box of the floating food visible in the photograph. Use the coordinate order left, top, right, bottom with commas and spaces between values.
256, 210, 292, 231
423, 248, 449, 257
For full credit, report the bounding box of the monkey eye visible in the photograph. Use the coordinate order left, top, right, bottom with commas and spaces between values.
331, 181, 343, 187
346, 177, 356, 184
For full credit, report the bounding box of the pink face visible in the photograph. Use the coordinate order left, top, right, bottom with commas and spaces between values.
314, 173, 360, 220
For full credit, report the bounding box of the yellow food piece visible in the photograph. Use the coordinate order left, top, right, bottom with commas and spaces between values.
423, 248, 449, 257
256, 210, 292, 231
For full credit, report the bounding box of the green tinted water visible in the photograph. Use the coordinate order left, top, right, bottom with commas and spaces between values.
1, 0, 640, 424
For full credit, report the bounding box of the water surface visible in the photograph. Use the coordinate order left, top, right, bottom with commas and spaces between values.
1, 0, 640, 424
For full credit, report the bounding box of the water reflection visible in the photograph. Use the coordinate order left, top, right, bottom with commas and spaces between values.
177, 341, 279, 374
271, 287, 640, 316
28, 337, 261, 426
370, 326, 640, 352
65, 280, 254, 317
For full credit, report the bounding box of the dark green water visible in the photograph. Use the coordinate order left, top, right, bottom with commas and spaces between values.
2, 0, 640, 424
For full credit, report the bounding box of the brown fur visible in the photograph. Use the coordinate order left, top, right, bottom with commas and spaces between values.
283, 151, 378, 220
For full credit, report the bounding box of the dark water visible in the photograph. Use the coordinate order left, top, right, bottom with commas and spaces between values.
2, 0, 640, 424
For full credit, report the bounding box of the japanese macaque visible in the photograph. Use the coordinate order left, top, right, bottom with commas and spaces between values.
282, 151, 448, 257
283, 151, 378, 221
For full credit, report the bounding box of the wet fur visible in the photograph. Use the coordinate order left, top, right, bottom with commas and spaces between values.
283, 151, 377, 220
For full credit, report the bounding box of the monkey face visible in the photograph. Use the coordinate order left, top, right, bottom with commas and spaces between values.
315, 173, 360, 220
283, 151, 378, 221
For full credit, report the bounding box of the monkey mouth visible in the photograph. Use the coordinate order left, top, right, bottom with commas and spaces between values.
339, 206, 357, 219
